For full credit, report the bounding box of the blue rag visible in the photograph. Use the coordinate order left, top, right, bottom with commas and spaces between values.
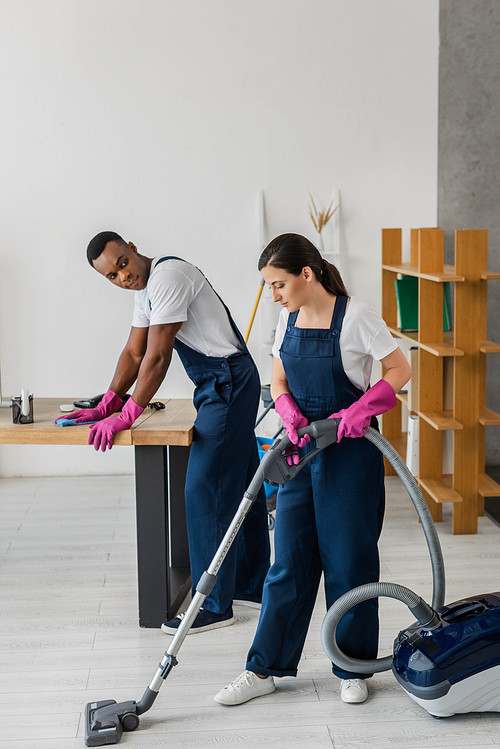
54, 418, 98, 427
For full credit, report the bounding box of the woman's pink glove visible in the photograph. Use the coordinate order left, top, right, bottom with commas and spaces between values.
283, 445, 300, 466
329, 380, 397, 442
274, 393, 311, 463
88, 397, 144, 452
55, 390, 122, 425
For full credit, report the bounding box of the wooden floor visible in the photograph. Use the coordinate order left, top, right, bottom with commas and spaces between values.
1, 474, 499, 748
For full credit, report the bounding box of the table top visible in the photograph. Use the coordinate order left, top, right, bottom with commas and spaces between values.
0, 398, 195, 447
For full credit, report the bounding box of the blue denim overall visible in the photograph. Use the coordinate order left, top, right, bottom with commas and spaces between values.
153, 257, 270, 615
246, 295, 385, 679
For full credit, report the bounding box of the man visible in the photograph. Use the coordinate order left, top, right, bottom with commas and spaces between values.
62, 231, 270, 633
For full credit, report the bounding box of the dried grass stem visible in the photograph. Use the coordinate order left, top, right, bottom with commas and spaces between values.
308, 193, 338, 234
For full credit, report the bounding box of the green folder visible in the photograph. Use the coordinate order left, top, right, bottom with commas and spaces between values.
443, 282, 452, 332
394, 276, 452, 332
394, 276, 418, 331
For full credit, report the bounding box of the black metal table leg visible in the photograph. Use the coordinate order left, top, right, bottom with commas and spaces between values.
134, 445, 191, 627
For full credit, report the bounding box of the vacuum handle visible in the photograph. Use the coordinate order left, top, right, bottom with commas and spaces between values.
298, 418, 338, 442
257, 418, 340, 489
440, 600, 487, 623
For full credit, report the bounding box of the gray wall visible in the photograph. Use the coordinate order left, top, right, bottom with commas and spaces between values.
438, 0, 500, 466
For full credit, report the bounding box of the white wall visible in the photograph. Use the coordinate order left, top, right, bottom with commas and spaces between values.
0, 0, 439, 476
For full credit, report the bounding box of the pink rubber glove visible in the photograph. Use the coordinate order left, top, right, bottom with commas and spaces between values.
55, 390, 122, 425
283, 444, 300, 467
274, 393, 311, 464
88, 397, 144, 452
329, 380, 397, 442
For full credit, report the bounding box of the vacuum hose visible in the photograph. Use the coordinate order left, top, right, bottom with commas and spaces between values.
321, 426, 445, 674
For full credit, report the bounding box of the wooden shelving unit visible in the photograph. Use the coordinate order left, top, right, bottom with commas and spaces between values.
381, 227, 500, 534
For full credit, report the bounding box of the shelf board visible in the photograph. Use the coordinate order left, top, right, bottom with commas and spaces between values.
480, 340, 500, 353
385, 434, 407, 458
481, 271, 500, 280
419, 340, 463, 357
478, 473, 500, 497
419, 410, 463, 431
387, 326, 464, 357
382, 262, 465, 283
396, 392, 408, 407
479, 408, 500, 426
418, 475, 462, 504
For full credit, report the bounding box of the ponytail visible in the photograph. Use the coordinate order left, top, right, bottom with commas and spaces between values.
259, 233, 348, 296
320, 257, 348, 296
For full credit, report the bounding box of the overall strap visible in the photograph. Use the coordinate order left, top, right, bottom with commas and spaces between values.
154, 255, 183, 266
152, 256, 246, 350
330, 295, 348, 332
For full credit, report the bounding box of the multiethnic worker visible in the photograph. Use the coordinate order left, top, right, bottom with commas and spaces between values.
214, 233, 411, 706
59, 231, 270, 633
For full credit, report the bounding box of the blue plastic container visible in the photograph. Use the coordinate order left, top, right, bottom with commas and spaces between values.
256, 437, 278, 499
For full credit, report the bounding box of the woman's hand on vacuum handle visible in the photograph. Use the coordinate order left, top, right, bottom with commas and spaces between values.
328, 379, 397, 442
55, 390, 123, 424
274, 393, 311, 449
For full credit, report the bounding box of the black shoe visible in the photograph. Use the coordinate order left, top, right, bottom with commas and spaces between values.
161, 606, 235, 634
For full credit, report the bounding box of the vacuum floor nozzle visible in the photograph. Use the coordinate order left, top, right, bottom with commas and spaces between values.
84, 699, 139, 746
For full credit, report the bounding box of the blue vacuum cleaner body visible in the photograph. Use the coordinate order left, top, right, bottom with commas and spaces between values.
321, 427, 500, 721
393, 592, 500, 717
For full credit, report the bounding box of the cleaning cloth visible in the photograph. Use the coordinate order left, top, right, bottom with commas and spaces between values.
54, 418, 98, 427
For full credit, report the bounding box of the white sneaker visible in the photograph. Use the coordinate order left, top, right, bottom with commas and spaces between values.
340, 678, 368, 704
214, 670, 275, 705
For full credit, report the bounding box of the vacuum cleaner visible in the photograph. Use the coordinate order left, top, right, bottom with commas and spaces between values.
321, 427, 500, 718
84, 420, 500, 745
84, 417, 341, 745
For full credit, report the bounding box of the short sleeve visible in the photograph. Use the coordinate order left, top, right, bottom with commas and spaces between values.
339, 297, 398, 390
148, 266, 196, 326
369, 326, 399, 361
132, 290, 150, 328
350, 299, 398, 361
272, 309, 289, 358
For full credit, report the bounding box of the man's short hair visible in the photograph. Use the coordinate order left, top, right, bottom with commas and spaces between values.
87, 231, 126, 266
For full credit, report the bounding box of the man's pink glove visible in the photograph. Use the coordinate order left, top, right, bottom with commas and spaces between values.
88, 397, 144, 452
274, 393, 311, 465
329, 380, 397, 442
55, 390, 122, 425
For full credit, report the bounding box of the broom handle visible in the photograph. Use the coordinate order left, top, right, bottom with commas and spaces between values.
245, 278, 265, 343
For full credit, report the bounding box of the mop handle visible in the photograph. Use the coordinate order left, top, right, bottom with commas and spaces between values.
244, 278, 265, 343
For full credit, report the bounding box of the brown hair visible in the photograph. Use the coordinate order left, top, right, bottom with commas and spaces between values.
258, 233, 348, 296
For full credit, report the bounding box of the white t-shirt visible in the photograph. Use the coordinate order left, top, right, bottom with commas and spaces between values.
132, 257, 243, 357
272, 296, 398, 392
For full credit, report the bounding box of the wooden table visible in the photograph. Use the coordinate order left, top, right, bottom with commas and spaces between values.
0, 397, 196, 627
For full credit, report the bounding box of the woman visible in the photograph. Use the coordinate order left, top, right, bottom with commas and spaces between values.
214, 233, 411, 705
